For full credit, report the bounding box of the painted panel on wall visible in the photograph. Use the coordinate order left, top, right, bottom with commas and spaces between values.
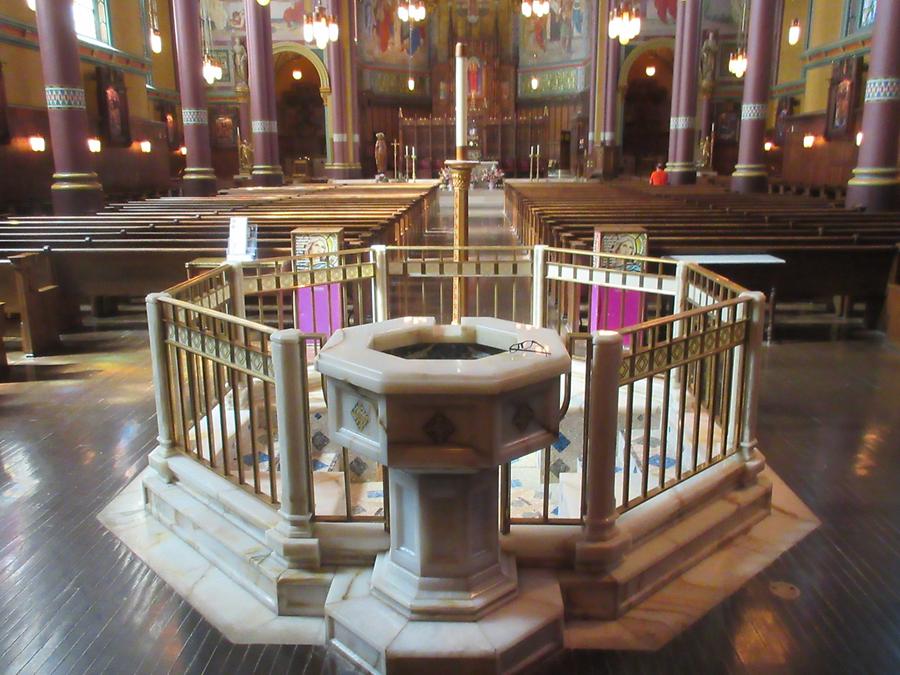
357, 0, 428, 68
519, 0, 590, 68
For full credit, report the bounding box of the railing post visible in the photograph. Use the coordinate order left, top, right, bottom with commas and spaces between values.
267, 329, 321, 568
227, 262, 245, 319
738, 291, 766, 485
531, 244, 547, 328
371, 245, 388, 323
146, 292, 177, 482
575, 330, 631, 573
673, 260, 689, 318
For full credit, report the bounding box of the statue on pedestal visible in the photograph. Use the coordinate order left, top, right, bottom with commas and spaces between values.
238, 136, 254, 176
232, 38, 248, 87
374, 132, 387, 176
700, 31, 719, 88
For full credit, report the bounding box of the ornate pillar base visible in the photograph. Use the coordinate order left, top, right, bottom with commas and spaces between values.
251, 165, 284, 187
50, 172, 103, 215
846, 168, 899, 211
667, 163, 698, 185
324, 163, 362, 180
182, 168, 217, 196
731, 165, 769, 194
600, 145, 618, 179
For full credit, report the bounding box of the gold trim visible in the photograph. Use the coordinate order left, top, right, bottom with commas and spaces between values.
52, 172, 99, 180
51, 182, 103, 191
733, 164, 767, 177
847, 177, 899, 187
852, 167, 898, 176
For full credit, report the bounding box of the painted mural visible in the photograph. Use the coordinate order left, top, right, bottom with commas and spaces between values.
357, 0, 429, 68
519, 0, 591, 67
216, 1, 332, 44
640, 0, 738, 37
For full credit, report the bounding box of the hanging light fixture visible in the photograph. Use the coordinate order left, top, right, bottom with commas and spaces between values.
303, 3, 339, 49
25, 0, 35, 11
645, 65, 656, 77
292, 68, 303, 80
530, 75, 539, 90
199, 3, 223, 85
729, 0, 748, 78
407, 76, 415, 91
521, 0, 550, 18
398, 0, 426, 23
256, 0, 271, 6
787, 18, 801, 46
148, 0, 163, 54
608, 3, 641, 45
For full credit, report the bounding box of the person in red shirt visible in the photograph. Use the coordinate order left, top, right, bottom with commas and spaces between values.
649, 163, 669, 186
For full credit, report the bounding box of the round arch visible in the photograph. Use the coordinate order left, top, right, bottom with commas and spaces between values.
615, 37, 676, 144
272, 41, 334, 163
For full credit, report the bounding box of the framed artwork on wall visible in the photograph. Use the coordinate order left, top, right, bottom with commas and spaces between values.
96, 67, 131, 146
774, 96, 796, 146
155, 100, 181, 149
210, 106, 239, 148
0, 62, 9, 145
825, 57, 862, 140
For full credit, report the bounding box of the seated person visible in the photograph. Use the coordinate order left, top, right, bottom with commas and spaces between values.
649, 163, 669, 186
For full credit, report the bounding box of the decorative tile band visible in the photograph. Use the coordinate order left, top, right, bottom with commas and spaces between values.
670, 116, 694, 130
252, 119, 278, 133
332, 133, 348, 142
45, 86, 86, 110
865, 78, 900, 102
741, 103, 767, 120
600, 131, 616, 142
182, 108, 208, 126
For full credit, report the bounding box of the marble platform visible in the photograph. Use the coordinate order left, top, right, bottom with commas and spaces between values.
99, 465, 818, 654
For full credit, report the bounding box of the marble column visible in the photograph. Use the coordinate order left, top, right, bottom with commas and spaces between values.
586, 0, 600, 158
172, 0, 216, 196
669, 0, 702, 185
244, 0, 283, 186
731, 0, 776, 193
666, 0, 686, 169
846, 0, 900, 211
600, 34, 620, 178
34, 0, 103, 214
325, 0, 360, 178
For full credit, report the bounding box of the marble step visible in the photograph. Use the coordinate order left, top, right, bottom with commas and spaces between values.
143, 461, 333, 616
560, 476, 772, 620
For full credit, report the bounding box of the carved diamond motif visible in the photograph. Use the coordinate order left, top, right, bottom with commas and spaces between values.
351, 400, 370, 431
512, 403, 534, 432
423, 411, 455, 444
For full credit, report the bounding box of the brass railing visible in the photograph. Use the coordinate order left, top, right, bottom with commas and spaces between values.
147, 245, 764, 535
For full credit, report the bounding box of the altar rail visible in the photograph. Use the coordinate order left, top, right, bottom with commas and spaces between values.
147, 244, 764, 536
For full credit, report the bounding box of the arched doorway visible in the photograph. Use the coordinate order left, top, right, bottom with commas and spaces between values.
618, 39, 675, 176
272, 43, 331, 179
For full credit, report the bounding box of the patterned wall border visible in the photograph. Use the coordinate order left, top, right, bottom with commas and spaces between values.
164, 323, 274, 382
670, 116, 695, 130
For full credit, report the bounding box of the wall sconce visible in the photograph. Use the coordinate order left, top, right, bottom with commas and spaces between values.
802, 133, 815, 149
787, 18, 801, 46
530, 75, 539, 90
292, 69, 303, 80
855, 131, 863, 147
139, 140, 152, 153
645, 65, 656, 77
87, 137, 102, 153
25, 0, 35, 11
150, 30, 163, 54
764, 141, 774, 152
28, 135, 46, 152
178, 145, 188, 156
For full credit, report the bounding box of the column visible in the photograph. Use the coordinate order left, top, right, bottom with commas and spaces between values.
34, 0, 103, 214
172, 0, 216, 196
669, 0, 702, 185
325, 0, 360, 178
846, 0, 900, 211
731, 0, 776, 193
244, 0, 283, 186
666, 0, 686, 169
146, 292, 177, 482
585, 0, 600, 160
600, 35, 620, 178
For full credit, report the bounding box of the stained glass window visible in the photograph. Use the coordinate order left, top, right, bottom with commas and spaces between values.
73, 0, 111, 44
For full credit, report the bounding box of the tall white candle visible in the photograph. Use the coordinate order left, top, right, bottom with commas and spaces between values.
455, 42, 467, 158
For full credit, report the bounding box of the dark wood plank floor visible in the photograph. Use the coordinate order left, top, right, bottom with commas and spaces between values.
1, 191, 898, 674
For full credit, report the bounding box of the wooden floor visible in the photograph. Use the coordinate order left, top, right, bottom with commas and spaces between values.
1, 191, 899, 674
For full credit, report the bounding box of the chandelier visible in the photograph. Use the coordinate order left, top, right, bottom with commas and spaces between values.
302, 3, 339, 49
728, 0, 748, 78
728, 47, 748, 78
200, 4, 223, 85
398, 0, 426, 22
608, 4, 641, 45
521, 0, 550, 18
148, 0, 162, 54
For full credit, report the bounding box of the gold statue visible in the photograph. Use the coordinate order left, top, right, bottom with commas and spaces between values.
238, 133, 254, 176
698, 135, 712, 169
